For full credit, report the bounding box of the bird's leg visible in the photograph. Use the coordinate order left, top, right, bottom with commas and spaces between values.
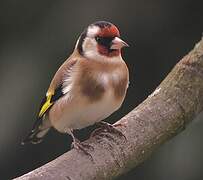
68, 129, 93, 159
91, 121, 126, 140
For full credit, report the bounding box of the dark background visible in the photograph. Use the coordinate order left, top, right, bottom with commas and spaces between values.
0, 0, 203, 179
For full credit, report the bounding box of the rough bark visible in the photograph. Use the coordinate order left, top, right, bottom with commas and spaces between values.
15, 37, 203, 180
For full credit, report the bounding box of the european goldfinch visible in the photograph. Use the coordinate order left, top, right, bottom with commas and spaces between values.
22, 21, 129, 149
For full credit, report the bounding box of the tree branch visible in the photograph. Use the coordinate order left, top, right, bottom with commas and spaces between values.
15, 38, 203, 180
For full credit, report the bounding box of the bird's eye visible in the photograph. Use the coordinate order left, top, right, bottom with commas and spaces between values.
95, 36, 102, 42
95, 36, 114, 47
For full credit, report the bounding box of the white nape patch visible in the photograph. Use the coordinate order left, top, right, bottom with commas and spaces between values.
87, 25, 100, 37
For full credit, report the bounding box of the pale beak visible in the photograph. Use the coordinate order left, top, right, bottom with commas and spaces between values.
110, 37, 129, 50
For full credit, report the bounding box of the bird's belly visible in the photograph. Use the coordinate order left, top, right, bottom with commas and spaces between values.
51, 90, 124, 133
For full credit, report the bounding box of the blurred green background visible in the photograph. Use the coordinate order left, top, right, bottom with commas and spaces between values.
0, 0, 203, 179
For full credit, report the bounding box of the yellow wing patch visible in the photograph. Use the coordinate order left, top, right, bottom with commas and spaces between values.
38, 92, 54, 118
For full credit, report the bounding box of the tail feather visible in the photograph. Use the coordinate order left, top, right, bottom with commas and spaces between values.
22, 116, 51, 145
21, 128, 50, 145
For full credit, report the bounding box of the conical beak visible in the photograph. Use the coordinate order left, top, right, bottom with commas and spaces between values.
110, 37, 129, 50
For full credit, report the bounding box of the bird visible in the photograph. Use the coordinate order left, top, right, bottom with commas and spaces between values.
22, 21, 129, 151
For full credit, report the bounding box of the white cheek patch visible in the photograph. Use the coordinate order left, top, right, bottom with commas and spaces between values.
83, 37, 97, 50
82, 37, 99, 58
87, 25, 100, 37
82, 37, 108, 61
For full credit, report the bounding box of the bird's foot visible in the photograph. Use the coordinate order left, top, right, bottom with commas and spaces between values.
91, 121, 126, 140
71, 138, 94, 160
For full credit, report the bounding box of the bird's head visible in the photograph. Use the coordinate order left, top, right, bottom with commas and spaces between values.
76, 21, 129, 61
